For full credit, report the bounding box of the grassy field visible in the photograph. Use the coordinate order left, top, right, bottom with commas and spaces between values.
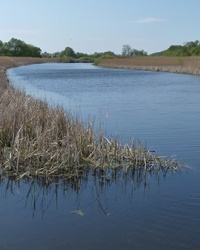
98, 56, 200, 75
0, 56, 181, 183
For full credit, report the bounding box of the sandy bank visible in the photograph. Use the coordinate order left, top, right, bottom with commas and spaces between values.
98, 56, 200, 75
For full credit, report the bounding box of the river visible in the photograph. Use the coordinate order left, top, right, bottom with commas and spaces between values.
2, 63, 199, 250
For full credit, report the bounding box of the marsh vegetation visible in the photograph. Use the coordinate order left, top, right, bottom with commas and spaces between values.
0, 57, 181, 183
98, 56, 200, 75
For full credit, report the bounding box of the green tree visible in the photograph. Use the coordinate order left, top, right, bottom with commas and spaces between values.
185, 40, 200, 56
0, 40, 3, 55
184, 40, 200, 49
5, 38, 27, 56
76, 52, 89, 58
132, 49, 147, 56
122, 45, 147, 57
0, 38, 41, 57
164, 45, 190, 56
42, 51, 52, 58
61, 47, 76, 58
162, 41, 200, 56
122, 45, 132, 56
27, 44, 41, 57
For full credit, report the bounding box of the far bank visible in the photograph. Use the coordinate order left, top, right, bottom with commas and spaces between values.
98, 56, 200, 75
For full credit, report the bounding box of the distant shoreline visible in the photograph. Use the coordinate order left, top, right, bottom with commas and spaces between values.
98, 56, 200, 75
0, 56, 58, 70
0, 56, 59, 96
2, 55, 200, 76
0, 56, 58, 96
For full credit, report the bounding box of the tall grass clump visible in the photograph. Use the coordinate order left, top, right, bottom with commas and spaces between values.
0, 65, 181, 183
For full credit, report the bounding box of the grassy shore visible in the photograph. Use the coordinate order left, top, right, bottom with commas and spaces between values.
98, 56, 200, 75
0, 56, 180, 182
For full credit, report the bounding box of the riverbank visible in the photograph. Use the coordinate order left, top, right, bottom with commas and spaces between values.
0, 57, 180, 182
98, 56, 200, 75
0, 56, 59, 70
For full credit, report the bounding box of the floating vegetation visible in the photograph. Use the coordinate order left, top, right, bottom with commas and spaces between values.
71, 210, 86, 217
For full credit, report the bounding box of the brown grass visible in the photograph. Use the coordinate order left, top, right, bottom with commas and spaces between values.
98, 56, 200, 75
0, 56, 59, 69
0, 56, 181, 182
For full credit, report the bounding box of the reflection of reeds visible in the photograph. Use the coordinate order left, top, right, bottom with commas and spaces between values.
0, 57, 181, 182
2, 165, 178, 218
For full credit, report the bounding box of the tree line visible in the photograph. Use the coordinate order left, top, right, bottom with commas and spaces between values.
1, 38, 200, 59
153, 40, 200, 56
44, 47, 117, 62
43, 45, 148, 62
121, 45, 147, 57
0, 38, 42, 57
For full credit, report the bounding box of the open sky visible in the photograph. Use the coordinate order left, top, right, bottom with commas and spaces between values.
0, 0, 199, 55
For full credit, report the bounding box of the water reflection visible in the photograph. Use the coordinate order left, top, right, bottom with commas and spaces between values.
1, 167, 181, 219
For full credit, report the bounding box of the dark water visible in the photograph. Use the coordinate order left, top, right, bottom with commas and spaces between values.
4, 63, 200, 249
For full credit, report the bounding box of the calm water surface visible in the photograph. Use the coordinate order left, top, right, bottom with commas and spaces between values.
3, 63, 200, 249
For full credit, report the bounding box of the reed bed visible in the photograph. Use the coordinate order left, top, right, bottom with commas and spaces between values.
0, 57, 181, 183
98, 56, 200, 75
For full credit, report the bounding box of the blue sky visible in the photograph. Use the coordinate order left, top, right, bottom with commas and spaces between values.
0, 0, 199, 54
